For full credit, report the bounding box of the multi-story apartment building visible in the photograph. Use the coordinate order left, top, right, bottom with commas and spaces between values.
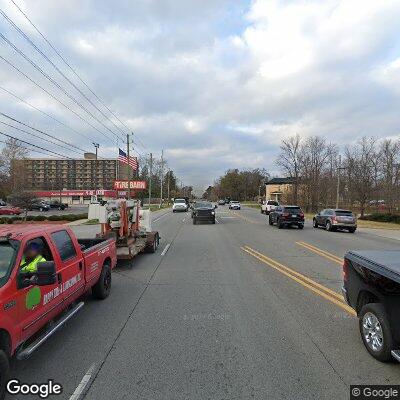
15, 153, 135, 204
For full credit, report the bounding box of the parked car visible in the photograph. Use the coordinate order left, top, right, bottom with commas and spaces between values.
0, 206, 22, 215
192, 201, 216, 224
0, 225, 117, 399
49, 200, 69, 210
313, 209, 357, 233
261, 200, 279, 214
269, 205, 304, 229
218, 199, 226, 206
29, 200, 50, 212
172, 198, 188, 212
229, 201, 241, 210
342, 250, 400, 362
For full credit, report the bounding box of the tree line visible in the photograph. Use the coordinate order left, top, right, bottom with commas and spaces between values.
203, 168, 269, 201
276, 134, 400, 215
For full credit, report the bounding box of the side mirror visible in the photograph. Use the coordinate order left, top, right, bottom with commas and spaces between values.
36, 261, 57, 286
214, 205, 218, 209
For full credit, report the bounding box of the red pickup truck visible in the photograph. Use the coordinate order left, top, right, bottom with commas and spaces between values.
0, 225, 117, 398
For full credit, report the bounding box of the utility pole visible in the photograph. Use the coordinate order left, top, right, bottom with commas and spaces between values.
127, 134, 131, 199
93, 142, 99, 193
167, 170, 170, 205
336, 155, 346, 209
159, 149, 164, 209
148, 153, 153, 209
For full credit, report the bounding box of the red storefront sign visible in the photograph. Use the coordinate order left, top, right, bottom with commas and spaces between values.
35, 190, 118, 197
113, 180, 147, 190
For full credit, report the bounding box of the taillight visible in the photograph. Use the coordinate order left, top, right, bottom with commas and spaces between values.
299, 212, 304, 218
342, 259, 349, 281
332, 216, 337, 222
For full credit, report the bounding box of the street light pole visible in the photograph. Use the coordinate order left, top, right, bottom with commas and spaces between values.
148, 153, 153, 209
336, 155, 346, 209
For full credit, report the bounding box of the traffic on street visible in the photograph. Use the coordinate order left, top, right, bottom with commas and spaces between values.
4, 205, 400, 400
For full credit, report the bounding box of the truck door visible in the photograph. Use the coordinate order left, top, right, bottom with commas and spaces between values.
50, 230, 85, 304
17, 236, 63, 341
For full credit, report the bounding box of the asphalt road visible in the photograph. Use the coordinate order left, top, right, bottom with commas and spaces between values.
7, 206, 400, 400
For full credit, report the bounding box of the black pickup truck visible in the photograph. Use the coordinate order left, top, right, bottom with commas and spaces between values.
342, 250, 400, 362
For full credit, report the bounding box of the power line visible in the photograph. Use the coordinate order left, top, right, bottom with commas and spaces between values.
0, 112, 89, 153
0, 8, 127, 142
10, 0, 148, 149
0, 32, 123, 144
0, 130, 72, 159
0, 138, 56, 157
0, 85, 92, 142
0, 54, 118, 144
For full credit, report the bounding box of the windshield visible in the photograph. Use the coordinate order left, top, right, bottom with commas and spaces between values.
231, 201, 239, 204
0, 240, 20, 288
284, 207, 301, 212
195, 202, 212, 208
174, 199, 186, 204
267, 201, 279, 206
335, 210, 353, 216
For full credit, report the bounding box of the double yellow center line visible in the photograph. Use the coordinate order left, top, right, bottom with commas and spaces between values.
242, 245, 356, 315
296, 241, 342, 265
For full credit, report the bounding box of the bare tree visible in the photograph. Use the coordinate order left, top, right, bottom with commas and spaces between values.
276, 134, 302, 204
0, 138, 29, 196
8, 191, 38, 220
344, 137, 377, 217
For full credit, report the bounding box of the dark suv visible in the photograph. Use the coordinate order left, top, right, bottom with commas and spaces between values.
269, 205, 304, 229
192, 201, 216, 224
313, 209, 357, 233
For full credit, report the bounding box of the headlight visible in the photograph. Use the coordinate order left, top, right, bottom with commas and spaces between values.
211, 211, 215, 215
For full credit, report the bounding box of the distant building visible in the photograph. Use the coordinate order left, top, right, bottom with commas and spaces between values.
15, 153, 135, 204
265, 177, 295, 202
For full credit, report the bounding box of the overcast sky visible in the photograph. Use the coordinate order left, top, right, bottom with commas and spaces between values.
0, 0, 400, 191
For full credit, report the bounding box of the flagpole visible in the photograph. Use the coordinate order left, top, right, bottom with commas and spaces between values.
127, 133, 131, 199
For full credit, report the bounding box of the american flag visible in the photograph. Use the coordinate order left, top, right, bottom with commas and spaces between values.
118, 148, 138, 170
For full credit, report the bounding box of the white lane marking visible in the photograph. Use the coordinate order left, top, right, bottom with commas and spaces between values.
152, 212, 170, 223
161, 243, 171, 256
182, 218, 186, 222
215, 218, 220, 224
69, 363, 96, 400
219, 216, 236, 219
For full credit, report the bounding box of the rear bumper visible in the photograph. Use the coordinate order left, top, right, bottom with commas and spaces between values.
333, 223, 357, 228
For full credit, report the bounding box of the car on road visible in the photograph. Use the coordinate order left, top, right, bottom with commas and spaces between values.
0, 206, 22, 215
342, 250, 400, 362
49, 200, 69, 210
172, 198, 188, 212
0, 225, 117, 399
313, 209, 357, 233
229, 201, 241, 210
269, 205, 304, 229
192, 201, 216, 224
261, 200, 279, 214
218, 199, 225, 205
29, 200, 50, 212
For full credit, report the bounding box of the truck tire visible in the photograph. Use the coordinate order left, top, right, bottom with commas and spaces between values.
359, 303, 394, 362
260, 209, 264, 214
326, 221, 332, 231
278, 219, 284, 229
0, 350, 10, 400
348, 227, 356, 233
313, 219, 318, 228
92, 263, 111, 300
148, 234, 159, 253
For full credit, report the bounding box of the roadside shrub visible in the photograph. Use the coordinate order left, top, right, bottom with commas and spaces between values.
359, 213, 400, 224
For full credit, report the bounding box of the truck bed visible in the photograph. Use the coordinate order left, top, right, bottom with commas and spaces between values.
78, 237, 114, 253
346, 250, 400, 283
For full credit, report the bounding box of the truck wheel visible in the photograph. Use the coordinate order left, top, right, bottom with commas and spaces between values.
148, 234, 159, 253
348, 227, 356, 233
326, 221, 332, 231
298, 224, 304, 229
278, 219, 284, 229
92, 263, 111, 300
260, 209, 264, 214
313, 219, 318, 228
0, 350, 10, 400
359, 303, 393, 362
